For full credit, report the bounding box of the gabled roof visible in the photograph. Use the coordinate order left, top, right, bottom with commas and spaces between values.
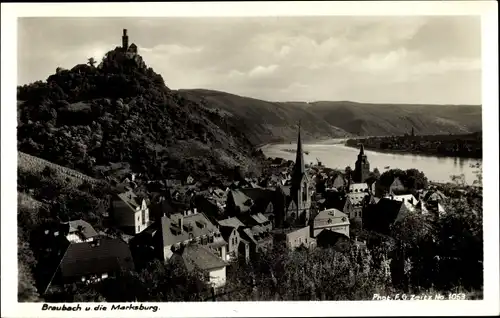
174, 244, 227, 271
66, 220, 98, 240
217, 217, 245, 229
160, 212, 220, 247
277, 185, 291, 197
58, 237, 134, 280
391, 194, 418, 204
250, 213, 269, 225
423, 190, 447, 202
228, 189, 253, 213
219, 226, 236, 242
364, 198, 409, 233
314, 209, 349, 228
116, 190, 145, 212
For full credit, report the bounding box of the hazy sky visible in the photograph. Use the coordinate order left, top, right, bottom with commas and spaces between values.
18, 16, 481, 104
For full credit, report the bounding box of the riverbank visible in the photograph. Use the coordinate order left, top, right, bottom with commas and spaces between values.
343, 143, 483, 160
261, 141, 480, 184
345, 132, 482, 160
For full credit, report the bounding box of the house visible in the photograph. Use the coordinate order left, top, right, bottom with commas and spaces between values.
388, 177, 406, 194
315, 229, 350, 251
169, 244, 228, 288
152, 212, 227, 261
363, 198, 410, 235
238, 213, 272, 232
423, 190, 447, 203
272, 226, 316, 250
348, 182, 369, 193
330, 174, 346, 190
226, 189, 254, 215
239, 226, 273, 257
425, 200, 447, 216
219, 226, 241, 262
43, 236, 135, 294
217, 217, 249, 262
111, 190, 151, 235
61, 220, 99, 243
217, 217, 245, 229
311, 209, 350, 238
385, 194, 418, 211
345, 192, 369, 219
414, 200, 429, 214
193, 195, 225, 224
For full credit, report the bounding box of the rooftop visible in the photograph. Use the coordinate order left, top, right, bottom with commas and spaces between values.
59, 237, 134, 279
160, 212, 222, 247
176, 244, 227, 271
65, 220, 98, 240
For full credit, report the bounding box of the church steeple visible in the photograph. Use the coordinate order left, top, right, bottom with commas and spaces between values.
291, 121, 305, 186
287, 120, 311, 227
354, 143, 370, 183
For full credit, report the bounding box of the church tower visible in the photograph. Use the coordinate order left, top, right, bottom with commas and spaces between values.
289, 121, 311, 226
122, 29, 129, 50
353, 144, 370, 183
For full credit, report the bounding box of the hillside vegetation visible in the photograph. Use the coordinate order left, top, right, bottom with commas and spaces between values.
179, 89, 481, 140
17, 49, 264, 183
177, 89, 350, 144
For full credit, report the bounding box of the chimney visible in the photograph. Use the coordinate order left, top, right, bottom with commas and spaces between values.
178, 217, 183, 230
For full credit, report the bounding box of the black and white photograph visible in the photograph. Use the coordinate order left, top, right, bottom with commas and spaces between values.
1, 2, 499, 317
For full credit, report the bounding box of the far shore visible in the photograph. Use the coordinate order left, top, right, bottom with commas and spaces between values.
343, 143, 483, 161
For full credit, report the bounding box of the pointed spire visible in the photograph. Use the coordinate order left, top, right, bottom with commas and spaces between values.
359, 143, 365, 155
291, 120, 305, 187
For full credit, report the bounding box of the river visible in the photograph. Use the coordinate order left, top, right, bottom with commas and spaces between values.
260, 139, 482, 185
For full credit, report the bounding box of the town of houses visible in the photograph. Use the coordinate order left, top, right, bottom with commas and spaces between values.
36, 123, 449, 296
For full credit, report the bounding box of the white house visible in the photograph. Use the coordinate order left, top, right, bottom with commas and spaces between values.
348, 183, 369, 193
169, 244, 227, 288
111, 190, 150, 234
312, 208, 350, 238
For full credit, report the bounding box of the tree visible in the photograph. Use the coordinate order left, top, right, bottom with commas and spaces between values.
87, 57, 97, 68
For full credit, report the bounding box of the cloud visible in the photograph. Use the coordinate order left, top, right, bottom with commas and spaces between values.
248, 65, 279, 77
141, 44, 204, 55
17, 16, 482, 104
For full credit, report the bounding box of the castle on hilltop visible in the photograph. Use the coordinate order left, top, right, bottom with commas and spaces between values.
99, 29, 146, 70
122, 29, 138, 55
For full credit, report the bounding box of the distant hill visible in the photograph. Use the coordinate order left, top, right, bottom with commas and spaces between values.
308, 101, 482, 137
178, 89, 482, 140
177, 89, 350, 145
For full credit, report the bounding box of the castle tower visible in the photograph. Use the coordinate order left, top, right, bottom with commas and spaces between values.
353, 144, 370, 183
289, 121, 311, 226
122, 29, 129, 50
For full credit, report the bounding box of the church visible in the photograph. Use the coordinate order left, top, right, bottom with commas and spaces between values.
274, 123, 312, 228
353, 144, 370, 183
